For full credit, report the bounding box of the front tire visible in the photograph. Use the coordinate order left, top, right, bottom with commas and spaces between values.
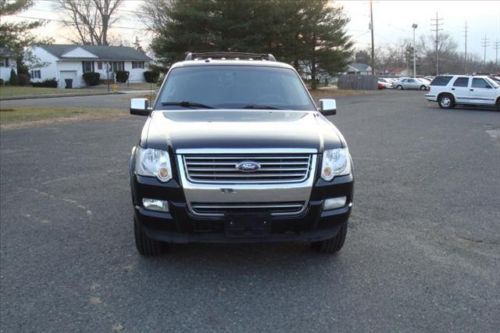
496, 98, 500, 111
419, 85, 427, 91
438, 93, 455, 109
312, 223, 348, 254
134, 217, 166, 256
396, 85, 403, 90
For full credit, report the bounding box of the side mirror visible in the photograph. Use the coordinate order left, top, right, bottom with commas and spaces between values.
319, 98, 337, 116
130, 98, 151, 116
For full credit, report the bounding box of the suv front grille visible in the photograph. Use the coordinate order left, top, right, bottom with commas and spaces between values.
182, 153, 313, 184
190, 202, 306, 216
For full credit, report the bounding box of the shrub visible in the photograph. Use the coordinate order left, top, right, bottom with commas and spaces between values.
0, 79, 4, 86
32, 78, 58, 88
115, 70, 129, 83
9, 69, 19, 86
144, 71, 160, 83
82, 72, 100, 86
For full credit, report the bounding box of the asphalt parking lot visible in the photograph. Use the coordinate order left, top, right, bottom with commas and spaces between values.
1, 90, 499, 332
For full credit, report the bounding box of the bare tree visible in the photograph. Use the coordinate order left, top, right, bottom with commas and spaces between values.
58, 0, 123, 45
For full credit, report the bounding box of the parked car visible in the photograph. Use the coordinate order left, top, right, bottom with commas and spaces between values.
395, 78, 430, 90
378, 78, 393, 89
128, 52, 354, 256
425, 75, 500, 109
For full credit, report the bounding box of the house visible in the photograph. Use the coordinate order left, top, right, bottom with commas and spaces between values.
26, 44, 152, 88
346, 63, 372, 75
0, 47, 17, 83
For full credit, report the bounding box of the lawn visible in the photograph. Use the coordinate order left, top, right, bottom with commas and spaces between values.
0, 86, 106, 98
0, 106, 125, 129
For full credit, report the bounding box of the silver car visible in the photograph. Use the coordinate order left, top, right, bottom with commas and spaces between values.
395, 78, 429, 91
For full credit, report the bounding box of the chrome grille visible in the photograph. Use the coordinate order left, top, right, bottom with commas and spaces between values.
182, 153, 313, 184
190, 202, 306, 216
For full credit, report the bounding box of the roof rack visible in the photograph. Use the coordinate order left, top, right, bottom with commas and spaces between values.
185, 52, 276, 62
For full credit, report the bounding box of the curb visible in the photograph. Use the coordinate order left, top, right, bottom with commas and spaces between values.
0, 91, 123, 101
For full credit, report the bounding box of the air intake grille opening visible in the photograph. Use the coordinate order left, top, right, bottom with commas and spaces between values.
190, 202, 306, 216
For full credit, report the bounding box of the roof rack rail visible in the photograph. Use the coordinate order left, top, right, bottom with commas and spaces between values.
185, 52, 276, 61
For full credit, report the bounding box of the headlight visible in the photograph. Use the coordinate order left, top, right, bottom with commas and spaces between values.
321, 148, 351, 181
135, 147, 172, 182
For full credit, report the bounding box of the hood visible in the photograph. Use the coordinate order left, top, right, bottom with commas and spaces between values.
143, 110, 344, 152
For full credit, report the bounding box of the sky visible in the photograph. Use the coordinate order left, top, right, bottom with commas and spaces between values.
4, 0, 500, 62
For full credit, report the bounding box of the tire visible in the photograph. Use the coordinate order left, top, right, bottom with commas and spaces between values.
496, 98, 500, 111
419, 85, 427, 91
134, 217, 166, 256
396, 85, 403, 90
438, 93, 455, 109
311, 223, 348, 254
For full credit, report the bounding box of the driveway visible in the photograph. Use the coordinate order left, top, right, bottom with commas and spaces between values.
1, 91, 499, 332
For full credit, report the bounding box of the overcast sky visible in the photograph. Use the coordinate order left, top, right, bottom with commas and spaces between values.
6, 0, 500, 61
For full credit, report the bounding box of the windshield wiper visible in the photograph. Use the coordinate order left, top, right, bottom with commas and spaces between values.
161, 101, 214, 109
241, 104, 281, 110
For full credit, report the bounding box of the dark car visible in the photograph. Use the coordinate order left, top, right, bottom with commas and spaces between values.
129, 52, 354, 256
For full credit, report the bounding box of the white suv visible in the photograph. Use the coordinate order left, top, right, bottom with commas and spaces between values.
426, 75, 500, 110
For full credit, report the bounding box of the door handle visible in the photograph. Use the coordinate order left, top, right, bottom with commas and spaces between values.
470, 89, 474, 91
451, 88, 455, 91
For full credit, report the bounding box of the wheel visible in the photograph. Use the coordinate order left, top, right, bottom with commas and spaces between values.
438, 94, 455, 109
396, 85, 403, 90
311, 223, 348, 254
496, 98, 500, 111
134, 217, 166, 256
419, 85, 427, 91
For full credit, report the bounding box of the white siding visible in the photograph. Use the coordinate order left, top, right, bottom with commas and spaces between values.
0, 58, 17, 82
25, 47, 59, 83
61, 47, 98, 59
124, 61, 149, 83
57, 61, 86, 88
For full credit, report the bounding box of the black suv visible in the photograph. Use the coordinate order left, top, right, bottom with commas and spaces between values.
129, 52, 354, 255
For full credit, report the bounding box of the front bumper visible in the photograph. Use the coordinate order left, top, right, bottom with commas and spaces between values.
131, 174, 354, 244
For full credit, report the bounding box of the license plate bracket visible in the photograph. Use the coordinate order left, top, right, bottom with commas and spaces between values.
224, 212, 271, 237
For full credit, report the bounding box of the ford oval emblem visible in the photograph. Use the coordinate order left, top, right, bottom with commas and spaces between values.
236, 161, 261, 172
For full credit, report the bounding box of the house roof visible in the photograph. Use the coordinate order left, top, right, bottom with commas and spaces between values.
0, 47, 17, 58
37, 44, 151, 61
348, 63, 371, 72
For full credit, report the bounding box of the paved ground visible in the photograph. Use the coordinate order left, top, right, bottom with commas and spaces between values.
1, 91, 499, 332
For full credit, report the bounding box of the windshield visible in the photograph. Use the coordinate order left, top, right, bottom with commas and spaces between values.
485, 77, 499, 88
156, 65, 316, 110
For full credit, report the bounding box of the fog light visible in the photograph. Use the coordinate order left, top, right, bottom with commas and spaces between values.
142, 198, 169, 212
324, 196, 347, 210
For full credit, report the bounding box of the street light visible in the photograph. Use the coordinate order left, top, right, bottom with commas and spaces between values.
412, 23, 418, 78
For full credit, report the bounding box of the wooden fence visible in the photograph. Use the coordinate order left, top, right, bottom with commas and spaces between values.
338, 75, 378, 90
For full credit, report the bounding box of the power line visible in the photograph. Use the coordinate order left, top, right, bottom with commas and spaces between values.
494, 40, 500, 66
481, 35, 489, 64
369, 0, 375, 76
430, 12, 443, 75
8, 15, 148, 31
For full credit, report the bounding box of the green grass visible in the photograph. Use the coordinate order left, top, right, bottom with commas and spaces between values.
0, 106, 125, 126
0, 86, 106, 98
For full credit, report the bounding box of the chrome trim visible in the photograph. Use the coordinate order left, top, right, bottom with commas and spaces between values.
176, 148, 317, 154
190, 202, 306, 217
176, 149, 317, 217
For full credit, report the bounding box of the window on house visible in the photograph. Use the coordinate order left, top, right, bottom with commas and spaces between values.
132, 61, 144, 69
31, 70, 41, 79
97, 61, 103, 70
0, 58, 9, 67
82, 61, 95, 73
112, 61, 125, 72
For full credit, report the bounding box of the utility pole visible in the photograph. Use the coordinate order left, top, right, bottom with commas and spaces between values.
464, 21, 468, 74
369, 0, 375, 76
412, 24, 418, 77
431, 12, 443, 75
494, 40, 499, 67
481, 35, 489, 65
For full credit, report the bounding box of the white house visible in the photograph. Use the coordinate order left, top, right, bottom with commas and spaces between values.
346, 63, 372, 75
0, 47, 17, 83
26, 44, 152, 88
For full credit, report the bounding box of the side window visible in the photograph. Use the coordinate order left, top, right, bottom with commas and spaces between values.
471, 78, 491, 89
408, 79, 415, 83
430, 76, 453, 86
453, 77, 469, 87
